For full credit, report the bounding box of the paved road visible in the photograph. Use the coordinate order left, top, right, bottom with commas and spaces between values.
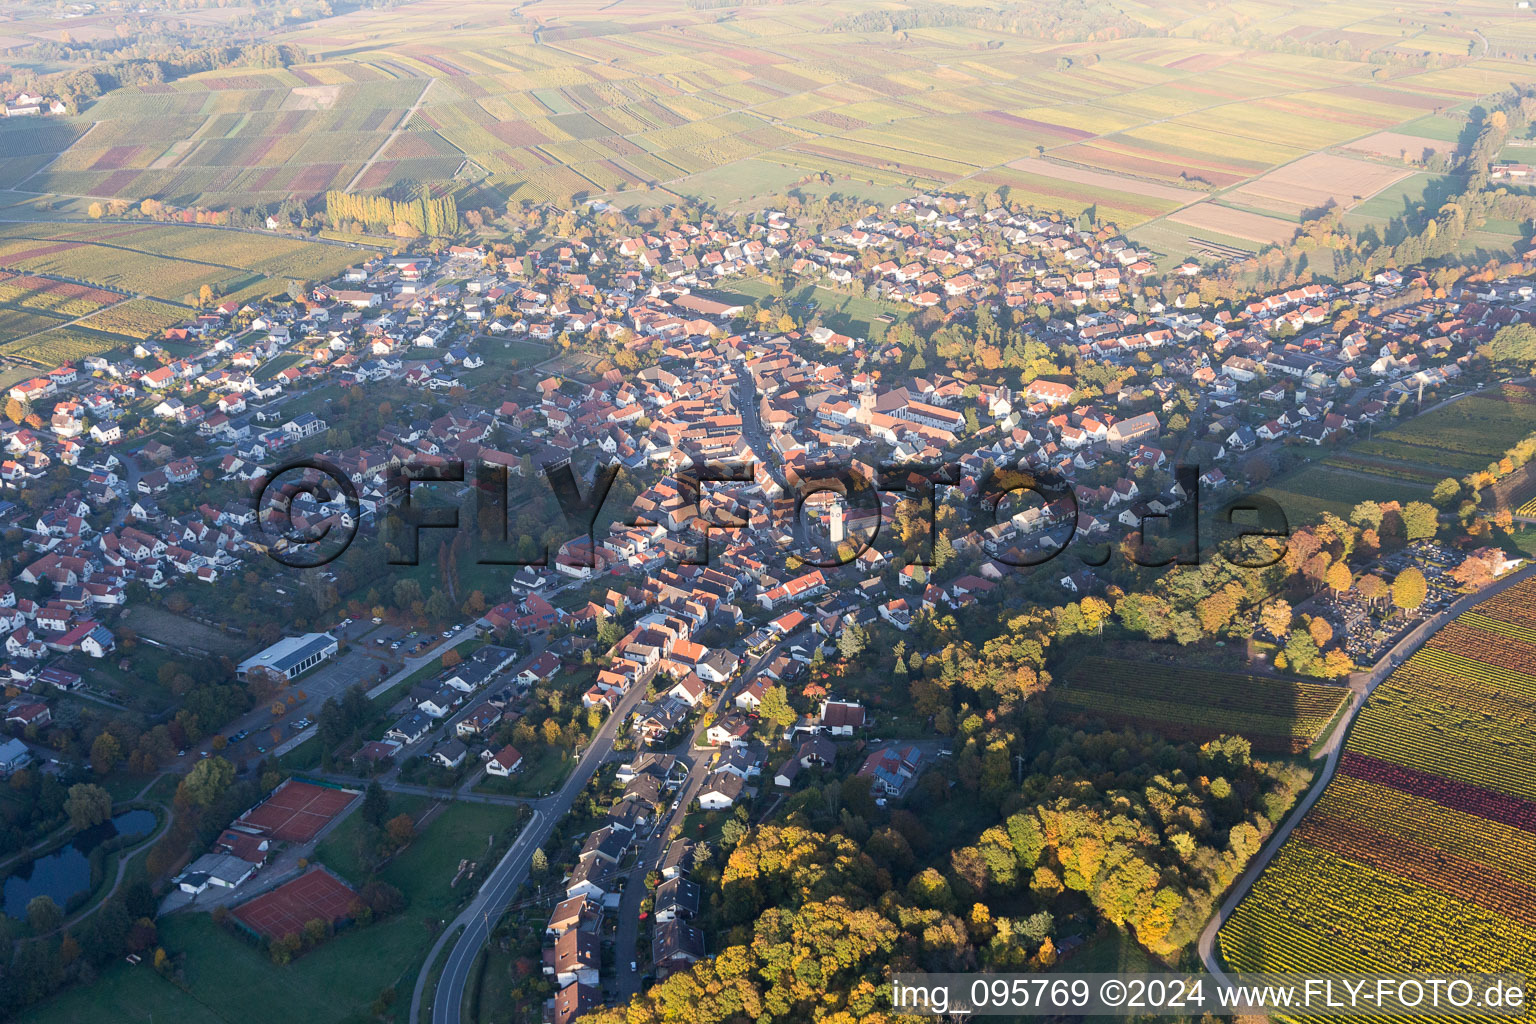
267, 624, 488, 760
412, 659, 662, 1024
611, 632, 795, 998
301, 769, 532, 807
1197, 560, 1536, 983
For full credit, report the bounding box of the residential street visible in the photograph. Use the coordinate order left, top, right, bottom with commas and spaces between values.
412, 655, 664, 1024
612, 633, 795, 998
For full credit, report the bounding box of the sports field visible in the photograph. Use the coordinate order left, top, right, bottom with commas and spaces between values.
16, 801, 518, 1024
234, 780, 357, 844
231, 867, 356, 941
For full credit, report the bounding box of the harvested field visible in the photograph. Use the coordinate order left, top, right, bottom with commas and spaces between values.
1166, 201, 1298, 245
1345, 131, 1452, 164
1224, 152, 1413, 217
119, 604, 249, 656
1004, 158, 1205, 201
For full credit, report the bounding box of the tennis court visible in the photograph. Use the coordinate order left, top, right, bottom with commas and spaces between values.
234, 780, 358, 843
231, 867, 357, 940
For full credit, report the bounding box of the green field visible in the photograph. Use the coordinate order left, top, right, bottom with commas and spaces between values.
19, 801, 519, 1024
706, 278, 906, 341
1259, 388, 1536, 524
1347, 389, 1536, 478
1053, 655, 1351, 752
1258, 463, 1437, 525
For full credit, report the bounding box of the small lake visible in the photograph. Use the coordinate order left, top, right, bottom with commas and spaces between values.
3, 809, 157, 919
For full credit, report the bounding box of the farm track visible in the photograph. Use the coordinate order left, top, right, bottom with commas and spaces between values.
344, 76, 436, 192
1198, 561, 1536, 986
0, 231, 290, 278
8, 120, 98, 192
0, 277, 144, 364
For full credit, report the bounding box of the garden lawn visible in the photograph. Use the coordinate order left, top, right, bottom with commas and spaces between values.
475, 746, 572, 798
313, 793, 432, 882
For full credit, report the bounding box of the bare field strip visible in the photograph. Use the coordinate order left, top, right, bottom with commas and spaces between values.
1225, 152, 1413, 216
1345, 131, 1452, 163
1166, 201, 1299, 244
1004, 158, 1205, 202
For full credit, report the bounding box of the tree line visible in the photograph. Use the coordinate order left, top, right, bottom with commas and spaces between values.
324, 189, 461, 238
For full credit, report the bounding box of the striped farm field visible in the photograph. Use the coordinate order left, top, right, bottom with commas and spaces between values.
1220, 576, 1536, 998
1051, 655, 1350, 752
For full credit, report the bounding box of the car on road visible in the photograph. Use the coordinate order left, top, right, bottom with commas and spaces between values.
630, 961, 637, 972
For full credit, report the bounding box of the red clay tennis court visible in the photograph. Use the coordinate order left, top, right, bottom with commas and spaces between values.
232, 867, 356, 940
235, 780, 357, 843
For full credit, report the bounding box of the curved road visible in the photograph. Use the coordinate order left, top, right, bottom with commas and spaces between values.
411, 658, 661, 1024
1198, 561, 1536, 983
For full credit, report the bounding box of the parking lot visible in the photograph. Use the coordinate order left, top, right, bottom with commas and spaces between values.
206, 622, 409, 764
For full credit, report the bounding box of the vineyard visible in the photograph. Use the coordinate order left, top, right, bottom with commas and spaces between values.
1220, 575, 1536, 995
4, 0, 1520, 256
1051, 656, 1350, 752
0, 224, 363, 305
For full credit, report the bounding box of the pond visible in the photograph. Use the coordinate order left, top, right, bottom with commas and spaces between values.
3, 809, 157, 919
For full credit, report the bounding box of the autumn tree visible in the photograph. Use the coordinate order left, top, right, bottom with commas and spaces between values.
1325, 561, 1352, 596
178, 756, 235, 807
1393, 567, 1428, 614
90, 732, 121, 775
386, 813, 415, 848
1259, 600, 1293, 638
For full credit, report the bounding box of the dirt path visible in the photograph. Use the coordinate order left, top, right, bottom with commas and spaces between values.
344, 76, 435, 192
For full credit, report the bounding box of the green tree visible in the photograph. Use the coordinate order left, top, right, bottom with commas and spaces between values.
836, 622, 867, 661
362, 780, 389, 828
64, 782, 112, 831
1431, 478, 1462, 509
26, 895, 62, 935
759, 685, 796, 730
1284, 630, 1318, 672
179, 756, 235, 807
1487, 322, 1536, 370
1401, 501, 1439, 542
